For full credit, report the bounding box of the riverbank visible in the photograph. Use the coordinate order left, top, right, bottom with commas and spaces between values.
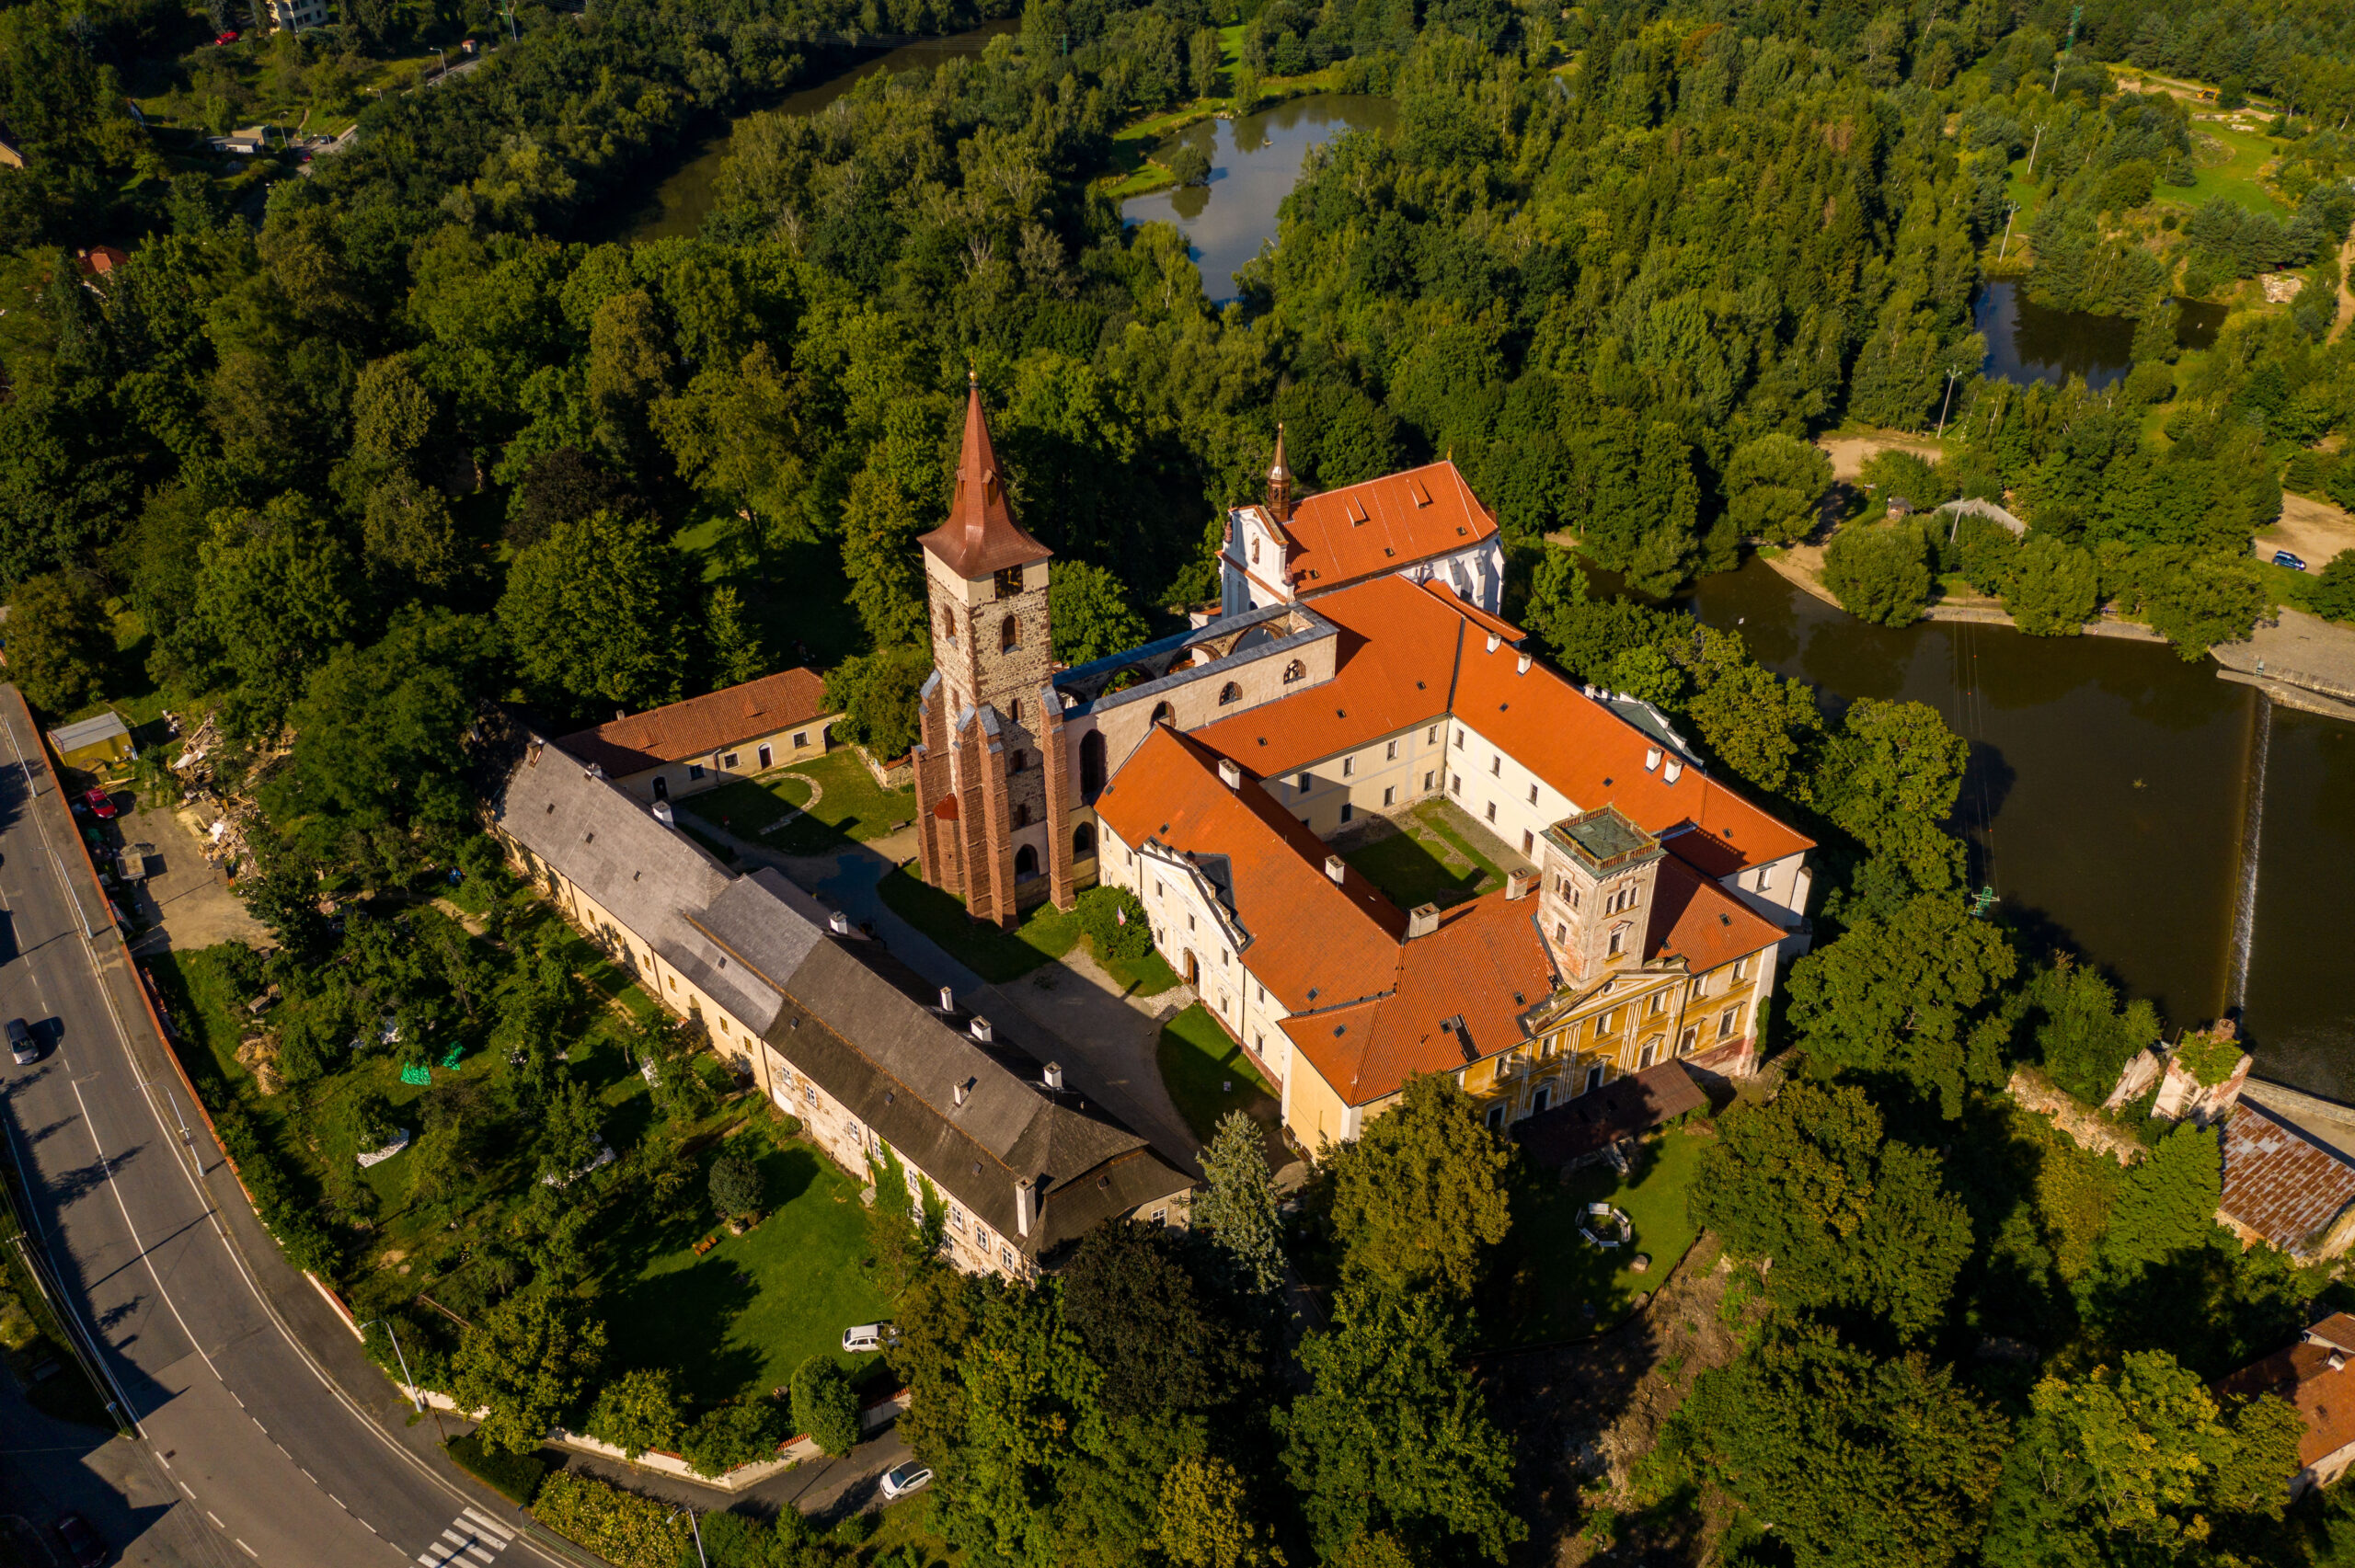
1098, 68, 1349, 201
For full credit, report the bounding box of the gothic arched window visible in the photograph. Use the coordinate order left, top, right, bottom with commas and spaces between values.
1015, 844, 1040, 877
1000, 615, 1021, 652
1218, 681, 1242, 705
1151, 701, 1176, 727
1281, 659, 1306, 684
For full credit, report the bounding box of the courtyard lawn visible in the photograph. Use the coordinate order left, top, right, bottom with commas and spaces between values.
1341, 799, 1505, 910
875, 873, 1179, 996
601, 1129, 894, 1405
682, 750, 916, 856
1484, 1122, 1714, 1347
1156, 1003, 1280, 1145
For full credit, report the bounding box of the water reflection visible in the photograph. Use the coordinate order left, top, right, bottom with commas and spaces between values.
1973, 281, 2232, 391
1120, 95, 1398, 302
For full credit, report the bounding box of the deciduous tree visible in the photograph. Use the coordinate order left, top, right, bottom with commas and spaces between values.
1322, 1073, 1511, 1300
450, 1288, 606, 1454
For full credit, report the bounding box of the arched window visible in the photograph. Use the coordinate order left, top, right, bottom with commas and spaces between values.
939, 604, 958, 643
1008, 749, 1028, 773
1000, 615, 1021, 652
1012, 803, 1032, 829
1281, 659, 1305, 684
1080, 730, 1107, 801
1006, 696, 1022, 726
1150, 701, 1176, 727
1217, 681, 1242, 705
1073, 821, 1097, 857
1015, 845, 1040, 878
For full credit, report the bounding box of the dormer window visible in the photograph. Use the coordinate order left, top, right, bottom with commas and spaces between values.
994, 565, 1025, 599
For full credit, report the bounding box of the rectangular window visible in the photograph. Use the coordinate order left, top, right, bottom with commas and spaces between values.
1648, 990, 1665, 1014
1522, 830, 1534, 854
1755, 866, 1773, 891
1680, 1027, 1697, 1056
1638, 1040, 1659, 1069
1001, 1244, 1018, 1271
1257, 984, 1266, 1003
1423, 771, 1435, 792
1427, 726, 1439, 744
688, 763, 706, 780
1527, 784, 1538, 805
1607, 929, 1624, 956
1571, 887, 1580, 909
1151, 1207, 1169, 1227
757, 744, 774, 769
1385, 740, 1398, 761
1585, 1064, 1605, 1093
1485, 801, 1497, 823
1451, 774, 1462, 796
1720, 1008, 1740, 1038
1384, 786, 1396, 807
1733, 956, 1751, 982
1555, 921, 1567, 944
1485, 1104, 1507, 1131
1297, 773, 1312, 794
950, 1204, 966, 1231
1340, 803, 1355, 824
804, 1083, 816, 1104
1188, 912, 1196, 931
1601, 1008, 1618, 1033
975, 1226, 992, 1251
1454, 729, 1465, 750
724, 752, 741, 770
1341, 756, 1354, 778
1490, 755, 1501, 776
793, 730, 809, 748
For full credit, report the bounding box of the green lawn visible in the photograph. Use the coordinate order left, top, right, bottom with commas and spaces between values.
602, 1127, 893, 1404
681, 750, 916, 856
1341, 799, 1505, 910
2167, 117, 2289, 218
1484, 1123, 1714, 1347
1155, 1002, 1280, 1145
876, 871, 1179, 995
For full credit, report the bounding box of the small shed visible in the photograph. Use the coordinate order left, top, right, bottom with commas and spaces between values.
1511, 1061, 1709, 1173
48, 711, 133, 772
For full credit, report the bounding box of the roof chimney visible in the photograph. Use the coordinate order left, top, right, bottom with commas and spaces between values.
527, 741, 544, 767
1407, 903, 1441, 939
1217, 758, 1242, 790
829, 910, 852, 934
1044, 1062, 1064, 1091
652, 800, 675, 825
953, 1076, 976, 1106
1507, 866, 1536, 901
1517, 651, 1532, 675
1015, 1176, 1035, 1237
1485, 633, 1500, 654
938, 985, 956, 1012
1644, 747, 1662, 773
2335, 1350, 2349, 1374
1325, 853, 1347, 885
970, 1017, 994, 1044
1663, 759, 1683, 784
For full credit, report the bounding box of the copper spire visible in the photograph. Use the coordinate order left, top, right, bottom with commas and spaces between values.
1267, 423, 1292, 522
917, 373, 1052, 579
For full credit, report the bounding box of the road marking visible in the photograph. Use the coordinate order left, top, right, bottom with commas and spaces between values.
329, 1496, 345, 1510
460, 1510, 513, 1543
178, 1481, 194, 1498
208, 1511, 224, 1528
418, 1508, 512, 1566
236, 1540, 258, 1558
302, 1468, 316, 1482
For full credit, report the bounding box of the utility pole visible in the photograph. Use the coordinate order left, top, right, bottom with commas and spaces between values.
364, 1318, 444, 1439
2050, 4, 2080, 94
1936, 367, 1964, 437
2025, 123, 2045, 177
1997, 200, 2020, 259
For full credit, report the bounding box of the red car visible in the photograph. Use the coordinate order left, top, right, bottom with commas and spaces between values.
214, 28, 238, 43
80, 788, 119, 821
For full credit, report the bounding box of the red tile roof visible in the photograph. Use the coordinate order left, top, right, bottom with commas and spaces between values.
2220, 1329, 2355, 1468
555, 670, 833, 777
1648, 855, 1789, 973
1277, 461, 1497, 592
1281, 892, 1559, 1107
2219, 1104, 2355, 1259
1093, 727, 1404, 1012
918, 379, 1051, 579
1188, 575, 1813, 877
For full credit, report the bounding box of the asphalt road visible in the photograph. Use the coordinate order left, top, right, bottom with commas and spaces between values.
0, 691, 577, 1568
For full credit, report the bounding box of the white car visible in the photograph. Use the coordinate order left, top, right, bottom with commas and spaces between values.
842, 1322, 898, 1354
8, 1018, 37, 1066
879, 1462, 933, 1500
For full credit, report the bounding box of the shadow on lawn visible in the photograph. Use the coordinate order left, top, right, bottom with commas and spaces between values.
1338, 819, 1489, 910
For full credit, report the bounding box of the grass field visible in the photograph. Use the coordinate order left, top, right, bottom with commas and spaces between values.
1155, 1002, 1280, 1145
1485, 1123, 1714, 1346
1340, 799, 1506, 910
680, 750, 916, 856
875, 872, 1179, 995
603, 1129, 893, 1404
2168, 117, 2289, 217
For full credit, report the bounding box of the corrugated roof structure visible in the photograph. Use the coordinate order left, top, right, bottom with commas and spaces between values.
2218, 1101, 2355, 1261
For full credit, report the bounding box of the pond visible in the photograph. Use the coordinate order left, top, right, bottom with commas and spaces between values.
1120, 94, 1398, 303
1973, 281, 2232, 391
1679, 557, 2354, 1099
584, 21, 1017, 245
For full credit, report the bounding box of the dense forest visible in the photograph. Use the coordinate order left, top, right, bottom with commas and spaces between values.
10, 0, 2355, 1562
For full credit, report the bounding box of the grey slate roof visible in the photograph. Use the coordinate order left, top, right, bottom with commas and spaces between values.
495, 736, 1191, 1263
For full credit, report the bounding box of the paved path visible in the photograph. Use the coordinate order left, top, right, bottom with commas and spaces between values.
553, 1425, 913, 1527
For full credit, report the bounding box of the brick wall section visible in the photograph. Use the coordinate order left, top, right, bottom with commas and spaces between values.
914, 678, 959, 898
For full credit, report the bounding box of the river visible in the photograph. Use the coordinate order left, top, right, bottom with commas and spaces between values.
1120, 95, 1398, 302
585, 21, 1018, 245
1682, 558, 2354, 1099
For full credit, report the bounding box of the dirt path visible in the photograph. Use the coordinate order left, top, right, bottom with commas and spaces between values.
1816, 431, 1944, 482
2258, 491, 2355, 569
2335, 234, 2355, 338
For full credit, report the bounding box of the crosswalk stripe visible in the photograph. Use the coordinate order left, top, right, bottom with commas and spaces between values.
464, 1546, 496, 1566
460, 1508, 515, 1543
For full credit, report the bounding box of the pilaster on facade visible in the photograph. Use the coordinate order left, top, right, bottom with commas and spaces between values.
1040, 682, 1076, 912
914, 672, 959, 898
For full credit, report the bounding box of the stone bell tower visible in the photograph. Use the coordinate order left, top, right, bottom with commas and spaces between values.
913, 375, 1075, 929
1535, 806, 1664, 985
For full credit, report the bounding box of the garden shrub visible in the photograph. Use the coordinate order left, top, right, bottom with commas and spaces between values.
689, 1509, 820, 1566
2310, 551, 2355, 624
789, 1356, 859, 1457
1076, 884, 1153, 962
532, 1471, 692, 1568
586, 1367, 684, 1459
445, 1432, 547, 1505
709, 1150, 764, 1219
682, 1399, 785, 1478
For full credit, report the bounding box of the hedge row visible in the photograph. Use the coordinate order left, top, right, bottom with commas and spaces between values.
444, 1433, 547, 1505
209, 1100, 342, 1277
531, 1471, 693, 1568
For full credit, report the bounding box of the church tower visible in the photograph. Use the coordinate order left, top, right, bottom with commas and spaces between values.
913, 376, 1075, 929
